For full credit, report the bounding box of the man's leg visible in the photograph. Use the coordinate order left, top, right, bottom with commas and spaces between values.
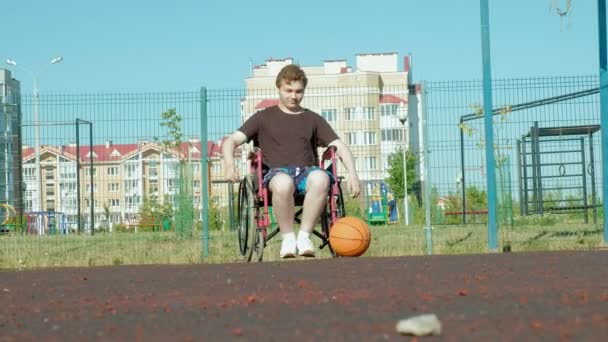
268, 173, 296, 258
297, 170, 330, 256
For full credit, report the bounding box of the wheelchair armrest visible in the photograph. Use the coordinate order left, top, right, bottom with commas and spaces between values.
321, 145, 337, 161
248, 147, 261, 161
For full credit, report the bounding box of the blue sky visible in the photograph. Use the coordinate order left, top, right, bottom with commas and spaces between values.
2, 0, 602, 93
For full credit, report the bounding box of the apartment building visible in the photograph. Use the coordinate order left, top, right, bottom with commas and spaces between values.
240, 52, 423, 185
0, 69, 22, 212
21, 139, 222, 230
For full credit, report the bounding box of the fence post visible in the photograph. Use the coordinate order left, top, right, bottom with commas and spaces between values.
480, 0, 498, 251
76, 119, 82, 234
422, 81, 433, 255
200, 87, 209, 258
597, 0, 608, 244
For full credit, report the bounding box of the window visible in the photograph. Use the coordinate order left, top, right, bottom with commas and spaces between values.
212, 163, 221, 175
86, 184, 98, 192
107, 167, 119, 176
191, 163, 200, 173
108, 183, 120, 192
149, 179, 158, 194
110, 199, 120, 207
344, 108, 356, 121
344, 107, 374, 121
24, 168, 35, 177
362, 132, 376, 145
85, 167, 97, 177
194, 180, 201, 190
345, 132, 358, 145
380, 104, 398, 116
364, 156, 377, 170
148, 159, 158, 178
381, 129, 403, 142
321, 109, 337, 122
362, 107, 374, 121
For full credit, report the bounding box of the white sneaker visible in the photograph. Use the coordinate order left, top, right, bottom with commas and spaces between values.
280, 236, 296, 259
296, 234, 315, 257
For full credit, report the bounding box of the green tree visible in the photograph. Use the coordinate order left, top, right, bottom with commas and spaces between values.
160, 108, 195, 238
160, 108, 183, 148
386, 147, 418, 200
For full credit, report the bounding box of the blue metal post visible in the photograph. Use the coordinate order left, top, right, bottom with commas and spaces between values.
422, 82, 433, 255
598, 0, 608, 243
200, 87, 210, 258
480, 0, 499, 251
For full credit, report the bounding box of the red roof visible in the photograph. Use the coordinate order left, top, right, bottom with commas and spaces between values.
379, 95, 407, 104
22, 140, 222, 163
254, 99, 279, 110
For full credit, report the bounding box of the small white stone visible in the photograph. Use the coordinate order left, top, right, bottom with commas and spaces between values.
396, 313, 442, 336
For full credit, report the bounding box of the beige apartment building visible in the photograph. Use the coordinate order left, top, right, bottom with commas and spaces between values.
240, 52, 423, 189
21, 139, 224, 230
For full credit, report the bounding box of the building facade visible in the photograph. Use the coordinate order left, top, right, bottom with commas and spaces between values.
0, 69, 22, 213
21, 139, 222, 230
240, 52, 423, 188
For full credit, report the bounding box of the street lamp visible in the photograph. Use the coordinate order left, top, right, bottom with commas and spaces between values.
5, 56, 63, 212
397, 101, 409, 226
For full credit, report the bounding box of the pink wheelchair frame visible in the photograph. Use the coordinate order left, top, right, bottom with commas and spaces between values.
237, 146, 345, 262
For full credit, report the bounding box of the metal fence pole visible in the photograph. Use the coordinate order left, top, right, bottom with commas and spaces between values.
422, 82, 433, 255
480, 0, 498, 251
597, 0, 608, 243
76, 119, 81, 234
200, 87, 209, 258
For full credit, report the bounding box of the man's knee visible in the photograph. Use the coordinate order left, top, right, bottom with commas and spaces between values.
269, 173, 295, 197
306, 170, 330, 193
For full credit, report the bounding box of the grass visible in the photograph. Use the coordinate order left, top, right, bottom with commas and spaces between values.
0, 219, 605, 270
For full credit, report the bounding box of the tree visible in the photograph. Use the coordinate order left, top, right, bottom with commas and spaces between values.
160, 108, 183, 148
385, 147, 418, 200
160, 108, 195, 238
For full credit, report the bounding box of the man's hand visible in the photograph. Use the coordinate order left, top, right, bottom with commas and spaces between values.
224, 163, 240, 182
348, 172, 360, 198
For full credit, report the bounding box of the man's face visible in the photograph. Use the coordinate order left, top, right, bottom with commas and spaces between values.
278, 80, 305, 111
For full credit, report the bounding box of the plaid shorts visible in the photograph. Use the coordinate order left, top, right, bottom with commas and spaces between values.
262, 166, 334, 195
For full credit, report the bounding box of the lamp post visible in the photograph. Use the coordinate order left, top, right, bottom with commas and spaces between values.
5, 57, 63, 212
397, 102, 409, 226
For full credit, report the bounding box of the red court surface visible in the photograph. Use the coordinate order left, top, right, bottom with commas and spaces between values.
1, 250, 607, 341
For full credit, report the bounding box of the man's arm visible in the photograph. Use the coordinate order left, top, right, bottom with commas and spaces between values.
328, 139, 360, 198
222, 131, 248, 182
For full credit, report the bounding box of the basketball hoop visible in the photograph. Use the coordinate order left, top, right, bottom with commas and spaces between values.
552, 0, 572, 17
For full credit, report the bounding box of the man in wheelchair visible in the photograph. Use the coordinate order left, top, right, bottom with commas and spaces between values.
222, 64, 360, 258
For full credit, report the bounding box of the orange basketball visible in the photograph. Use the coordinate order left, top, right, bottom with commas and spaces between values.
329, 216, 371, 257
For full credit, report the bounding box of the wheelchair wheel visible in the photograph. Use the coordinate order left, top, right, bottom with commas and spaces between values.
237, 176, 256, 261
252, 228, 264, 262
322, 181, 346, 257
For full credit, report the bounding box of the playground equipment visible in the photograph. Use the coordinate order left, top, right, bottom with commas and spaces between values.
366, 181, 399, 225
518, 122, 600, 224
0, 203, 17, 233
25, 212, 68, 235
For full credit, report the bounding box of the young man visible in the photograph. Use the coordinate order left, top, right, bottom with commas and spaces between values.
222, 64, 360, 258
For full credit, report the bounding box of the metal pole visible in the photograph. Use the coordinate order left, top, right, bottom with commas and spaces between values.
597, 0, 608, 243
480, 0, 498, 251
33, 79, 41, 212
589, 132, 598, 224
401, 121, 409, 226
89, 121, 94, 236
421, 82, 432, 255
76, 119, 81, 234
460, 119, 467, 224
581, 138, 589, 224
200, 87, 209, 258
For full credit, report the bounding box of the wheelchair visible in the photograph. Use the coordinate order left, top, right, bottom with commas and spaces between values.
236, 146, 346, 262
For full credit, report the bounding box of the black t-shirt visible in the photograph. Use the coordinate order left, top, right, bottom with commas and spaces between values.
238, 106, 339, 168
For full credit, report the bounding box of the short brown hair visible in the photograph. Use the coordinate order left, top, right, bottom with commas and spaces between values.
275, 64, 308, 88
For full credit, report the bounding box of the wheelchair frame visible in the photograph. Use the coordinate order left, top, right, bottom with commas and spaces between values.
237, 146, 346, 262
